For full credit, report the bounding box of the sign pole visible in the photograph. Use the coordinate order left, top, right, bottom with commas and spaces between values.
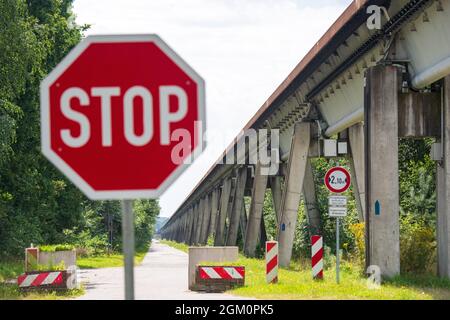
121, 200, 135, 300
336, 217, 340, 284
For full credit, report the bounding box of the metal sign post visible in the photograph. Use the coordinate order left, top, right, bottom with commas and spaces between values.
328, 195, 347, 284
336, 217, 340, 284
324, 166, 351, 285
121, 200, 135, 300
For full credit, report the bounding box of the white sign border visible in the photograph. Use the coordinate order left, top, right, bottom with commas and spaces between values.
40, 34, 206, 200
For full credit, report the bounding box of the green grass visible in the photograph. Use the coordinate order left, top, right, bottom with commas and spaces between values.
76, 247, 148, 269
1, 259, 84, 300
159, 240, 189, 253
0, 283, 84, 300
0, 260, 24, 283
161, 240, 450, 300
227, 257, 450, 300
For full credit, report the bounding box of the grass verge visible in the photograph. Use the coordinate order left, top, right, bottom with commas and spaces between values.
76, 245, 149, 269
159, 240, 189, 253
0, 283, 84, 300
162, 240, 450, 300
0, 260, 24, 283
1, 259, 84, 300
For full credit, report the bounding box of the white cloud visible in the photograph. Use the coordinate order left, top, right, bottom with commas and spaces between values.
73, 0, 352, 217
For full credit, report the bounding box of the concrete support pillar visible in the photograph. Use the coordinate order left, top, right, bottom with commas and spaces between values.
278, 122, 310, 267
303, 158, 321, 235
239, 201, 248, 243
177, 217, 182, 242
437, 76, 450, 278
270, 176, 283, 224
197, 199, 206, 245
226, 167, 248, 246
364, 65, 400, 277
226, 178, 237, 233
177, 218, 183, 242
181, 216, 185, 242
244, 162, 268, 257
200, 195, 211, 245
349, 123, 366, 222
185, 212, 192, 244
215, 178, 232, 246
208, 188, 219, 240
192, 202, 201, 245
259, 215, 267, 247
187, 207, 194, 244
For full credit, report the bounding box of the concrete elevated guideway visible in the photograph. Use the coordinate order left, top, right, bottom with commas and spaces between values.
161, 0, 450, 279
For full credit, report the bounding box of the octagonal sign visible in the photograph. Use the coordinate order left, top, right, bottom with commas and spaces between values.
40, 35, 205, 200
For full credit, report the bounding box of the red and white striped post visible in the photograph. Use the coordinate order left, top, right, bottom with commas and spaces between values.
311, 235, 323, 280
265, 241, 278, 284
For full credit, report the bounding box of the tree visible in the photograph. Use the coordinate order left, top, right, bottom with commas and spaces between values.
0, 0, 87, 257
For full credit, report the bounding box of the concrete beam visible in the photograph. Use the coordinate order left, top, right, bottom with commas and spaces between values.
364, 65, 400, 278
303, 158, 321, 235
244, 162, 268, 257
349, 123, 366, 222
278, 122, 310, 267
215, 178, 232, 246
226, 167, 247, 246
398, 91, 441, 138
437, 76, 450, 278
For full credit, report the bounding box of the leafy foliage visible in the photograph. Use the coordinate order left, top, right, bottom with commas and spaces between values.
0, 1, 160, 259
39, 244, 74, 252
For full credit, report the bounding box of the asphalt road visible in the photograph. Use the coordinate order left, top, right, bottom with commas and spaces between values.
77, 241, 248, 300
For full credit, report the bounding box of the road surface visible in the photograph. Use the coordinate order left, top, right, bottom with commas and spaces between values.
77, 241, 249, 300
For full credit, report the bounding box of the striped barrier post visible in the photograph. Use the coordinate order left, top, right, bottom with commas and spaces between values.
18, 271, 64, 289
265, 241, 278, 284
311, 235, 324, 280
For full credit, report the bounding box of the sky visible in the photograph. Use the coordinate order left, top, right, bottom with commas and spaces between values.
73, 0, 353, 217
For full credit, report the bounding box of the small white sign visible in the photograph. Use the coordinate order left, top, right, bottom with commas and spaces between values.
329, 196, 347, 207
328, 195, 348, 217
329, 207, 348, 217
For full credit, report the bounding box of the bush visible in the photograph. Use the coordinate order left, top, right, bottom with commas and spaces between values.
323, 245, 337, 270
34, 261, 66, 272
348, 223, 365, 267
400, 214, 436, 274
38, 244, 75, 252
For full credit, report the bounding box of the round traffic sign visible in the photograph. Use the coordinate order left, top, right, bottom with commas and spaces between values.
324, 167, 351, 193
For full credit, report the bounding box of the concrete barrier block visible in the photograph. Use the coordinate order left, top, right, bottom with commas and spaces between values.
39, 250, 77, 269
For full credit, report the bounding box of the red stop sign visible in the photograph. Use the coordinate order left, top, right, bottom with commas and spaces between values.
40, 35, 205, 200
